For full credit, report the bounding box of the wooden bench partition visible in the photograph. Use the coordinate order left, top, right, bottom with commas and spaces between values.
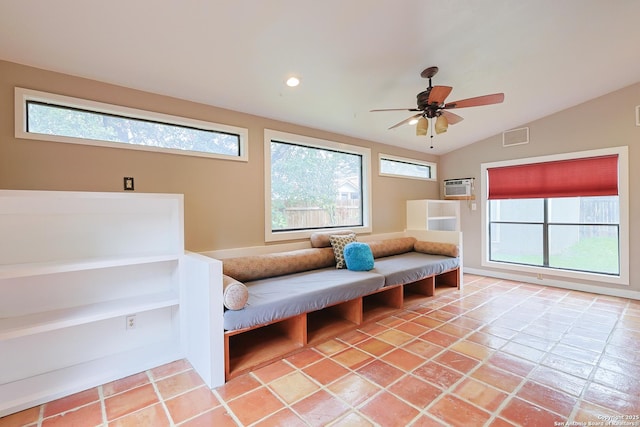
223, 267, 460, 380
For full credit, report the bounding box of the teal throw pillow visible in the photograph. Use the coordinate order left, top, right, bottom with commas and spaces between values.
343, 242, 374, 271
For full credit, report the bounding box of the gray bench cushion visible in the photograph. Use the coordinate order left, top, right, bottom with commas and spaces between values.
224, 267, 385, 331
373, 252, 459, 286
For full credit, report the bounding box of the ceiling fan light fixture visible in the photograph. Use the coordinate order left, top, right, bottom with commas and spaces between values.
408, 118, 419, 125
370, 66, 505, 142
416, 117, 428, 136
435, 114, 448, 134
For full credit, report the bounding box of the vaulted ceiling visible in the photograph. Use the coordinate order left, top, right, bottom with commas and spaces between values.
1, 0, 639, 154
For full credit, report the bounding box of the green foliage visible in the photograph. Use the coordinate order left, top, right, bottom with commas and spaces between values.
270, 141, 361, 230
549, 236, 619, 274
380, 158, 431, 178
493, 236, 619, 275
27, 102, 239, 156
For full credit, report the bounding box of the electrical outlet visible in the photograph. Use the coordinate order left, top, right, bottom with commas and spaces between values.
123, 177, 135, 191
126, 314, 136, 330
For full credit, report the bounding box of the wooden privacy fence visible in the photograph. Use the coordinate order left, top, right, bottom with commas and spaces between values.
284, 206, 360, 228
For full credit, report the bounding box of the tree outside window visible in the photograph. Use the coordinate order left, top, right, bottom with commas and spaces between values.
270, 140, 363, 231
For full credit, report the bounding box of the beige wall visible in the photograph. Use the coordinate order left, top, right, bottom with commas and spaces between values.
440, 82, 640, 295
0, 60, 440, 252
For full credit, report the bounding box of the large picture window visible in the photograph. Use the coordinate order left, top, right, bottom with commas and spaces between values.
482, 147, 629, 285
265, 130, 371, 242
15, 87, 248, 161
489, 197, 620, 275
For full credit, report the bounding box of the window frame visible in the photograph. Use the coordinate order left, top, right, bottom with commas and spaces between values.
488, 197, 621, 275
481, 146, 629, 286
378, 153, 437, 181
14, 87, 249, 161
264, 129, 372, 242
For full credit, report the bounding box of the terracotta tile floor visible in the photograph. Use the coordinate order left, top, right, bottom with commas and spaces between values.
2, 274, 640, 426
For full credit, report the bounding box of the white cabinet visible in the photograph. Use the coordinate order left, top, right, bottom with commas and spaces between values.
406, 199, 460, 232
0, 190, 223, 417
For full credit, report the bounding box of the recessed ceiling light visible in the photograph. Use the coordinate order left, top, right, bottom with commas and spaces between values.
286, 76, 300, 87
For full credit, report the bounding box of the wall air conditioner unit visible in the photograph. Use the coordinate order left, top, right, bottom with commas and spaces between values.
443, 178, 473, 199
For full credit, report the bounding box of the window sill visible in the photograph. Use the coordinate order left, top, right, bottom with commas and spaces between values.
481, 260, 628, 286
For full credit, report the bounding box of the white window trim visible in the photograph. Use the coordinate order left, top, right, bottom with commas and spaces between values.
480, 146, 629, 286
378, 153, 437, 181
264, 129, 372, 242
14, 87, 249, 161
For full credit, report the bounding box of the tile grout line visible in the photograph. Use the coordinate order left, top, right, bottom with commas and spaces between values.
209, 387, 246, 426
98, 385, 107, 427
36, 403, 44, 427
147, 369, 177, 427
247, 366, 304, 427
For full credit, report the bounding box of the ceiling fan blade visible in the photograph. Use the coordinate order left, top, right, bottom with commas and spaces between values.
441, 110, 464, 124
371, 108, 420, 112
388, 113, 422, 130
444, 93, 504, 109
427, 86, 453, 105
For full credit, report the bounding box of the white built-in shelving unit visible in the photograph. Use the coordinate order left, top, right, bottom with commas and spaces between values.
406, 199, 463, 288
0, 190, 224, 417
406, 199, 460, 232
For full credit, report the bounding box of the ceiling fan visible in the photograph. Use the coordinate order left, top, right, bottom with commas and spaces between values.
371, 66, 504, 147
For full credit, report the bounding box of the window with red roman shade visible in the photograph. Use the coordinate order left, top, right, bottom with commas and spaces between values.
487, 154, 618, 200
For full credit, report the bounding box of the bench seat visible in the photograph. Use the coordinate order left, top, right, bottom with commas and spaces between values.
223, 268, 385, 331
373, 252, 460, 286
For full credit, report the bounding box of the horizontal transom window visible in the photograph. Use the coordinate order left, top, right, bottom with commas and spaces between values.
379, 154, 437, 180
15, 87, 248, 161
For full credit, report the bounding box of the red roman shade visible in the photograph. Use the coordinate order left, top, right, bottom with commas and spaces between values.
487, 154, 618, 200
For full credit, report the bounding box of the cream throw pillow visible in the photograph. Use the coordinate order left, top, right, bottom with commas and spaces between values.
329, 233, 357, 269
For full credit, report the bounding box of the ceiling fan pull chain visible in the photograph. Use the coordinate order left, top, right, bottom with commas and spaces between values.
430, 119, 434, 149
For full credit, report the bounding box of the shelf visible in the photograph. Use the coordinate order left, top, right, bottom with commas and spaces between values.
307, 299, 362, 346
406, 199, 460, 232
0, 291, 180, 341
0, 341, 182, 417
307, 316, 357, 346
435, 268, 460, 289
403, 276, 435, 307
362, 286, 403, 323
226, 316, 305, 379
0, 254, 181, 280
444, 195, 475, 200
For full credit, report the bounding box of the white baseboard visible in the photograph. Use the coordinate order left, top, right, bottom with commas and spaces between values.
464, 267, 640, 300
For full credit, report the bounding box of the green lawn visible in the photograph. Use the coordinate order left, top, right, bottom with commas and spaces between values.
550, 237, 619, 274
493, 237, 619, 275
